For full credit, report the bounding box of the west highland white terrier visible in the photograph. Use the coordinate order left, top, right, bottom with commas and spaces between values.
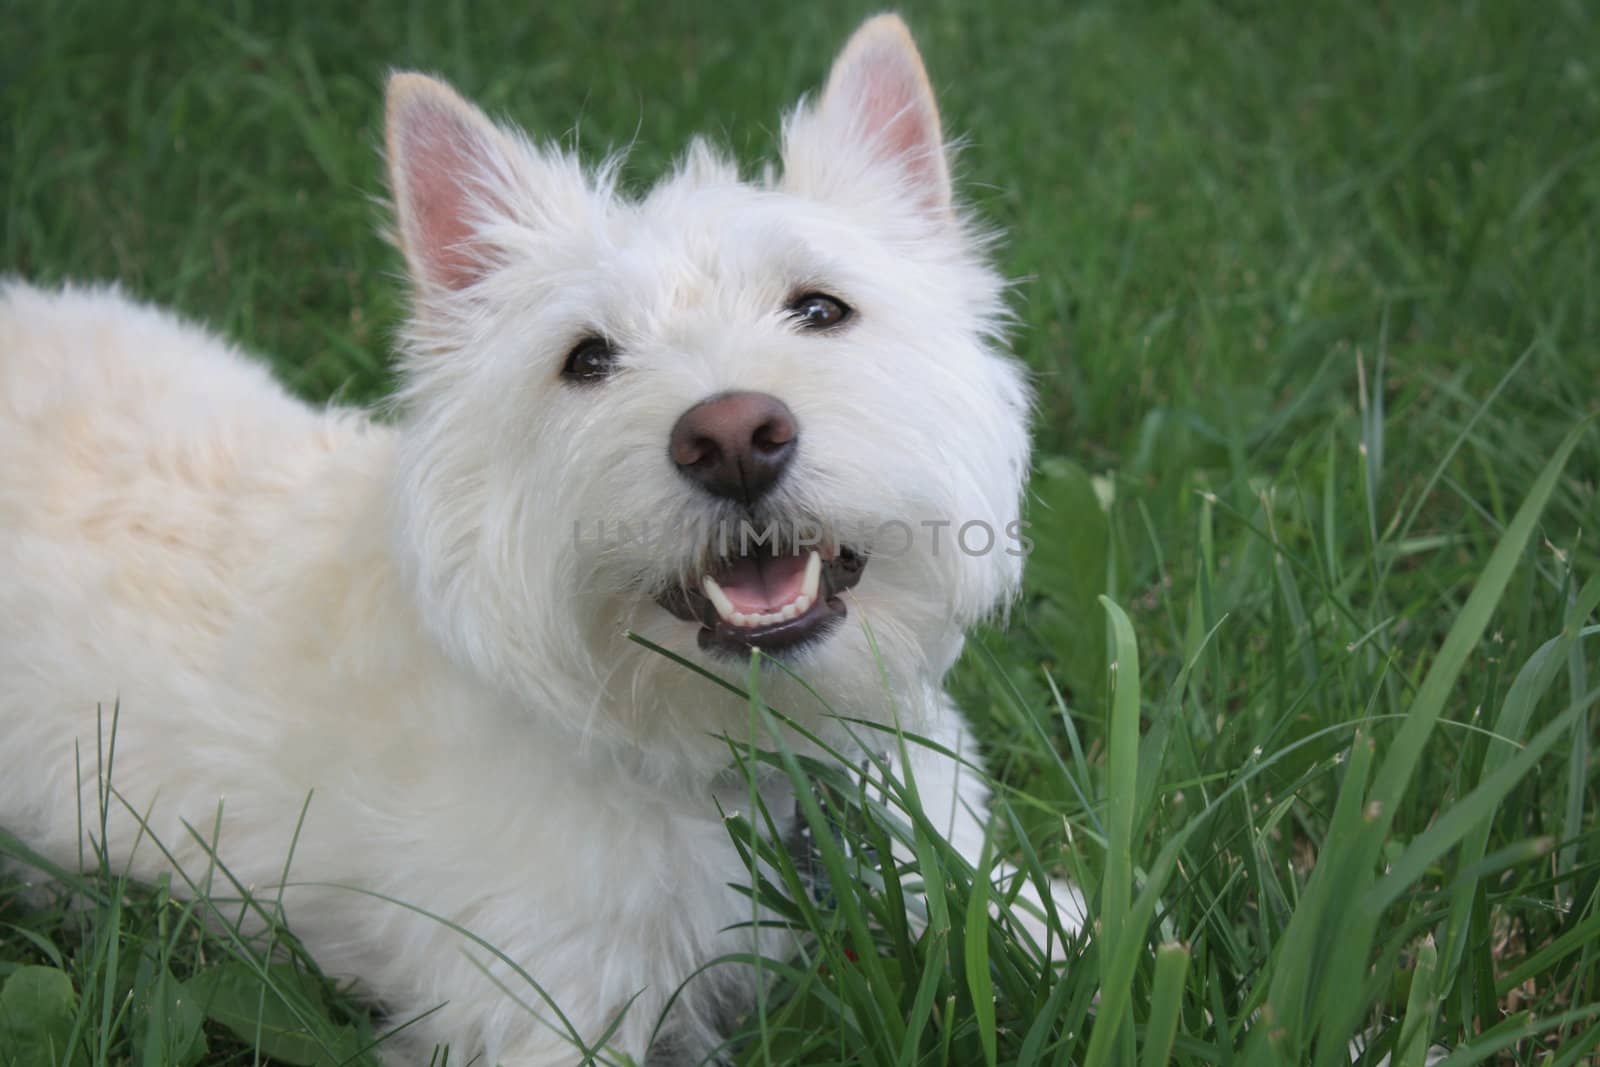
0, 14, 1075, 1065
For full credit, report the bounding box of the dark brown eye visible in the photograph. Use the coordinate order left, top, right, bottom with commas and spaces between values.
788, 292, 852, 331
562, 336, 619, 383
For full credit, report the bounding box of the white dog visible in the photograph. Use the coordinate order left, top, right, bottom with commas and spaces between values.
0, 15, 1070, 1065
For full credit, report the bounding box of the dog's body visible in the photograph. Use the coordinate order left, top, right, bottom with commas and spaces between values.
0, 17, 1063, 1065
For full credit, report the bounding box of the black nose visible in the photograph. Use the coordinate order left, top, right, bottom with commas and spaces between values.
670, 391, 798, 503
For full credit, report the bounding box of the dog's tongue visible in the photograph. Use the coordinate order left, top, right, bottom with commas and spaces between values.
713, 554, 809, 614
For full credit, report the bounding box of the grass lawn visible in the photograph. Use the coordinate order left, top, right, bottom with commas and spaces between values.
4, 0, 1599, 1063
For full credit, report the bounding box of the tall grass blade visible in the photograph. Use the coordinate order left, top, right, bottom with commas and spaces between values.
1096, 595, 1142, 1066
1140, 941, 1190, 1067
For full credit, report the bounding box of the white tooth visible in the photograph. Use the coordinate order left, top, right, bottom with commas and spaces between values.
702, 575, 736, 621
793, 594, 811, 615
802, 550, 822, 601
779, 603, 798, 622
731, 611, 749, 627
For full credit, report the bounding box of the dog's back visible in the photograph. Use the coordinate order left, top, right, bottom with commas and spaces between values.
0, 282, 394, 865
0, 282, 340, 586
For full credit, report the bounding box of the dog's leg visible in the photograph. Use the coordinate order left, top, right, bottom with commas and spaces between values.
889, 700, 1085, 957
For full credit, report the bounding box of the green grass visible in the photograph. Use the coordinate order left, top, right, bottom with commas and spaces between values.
4, 0, 1600, 1063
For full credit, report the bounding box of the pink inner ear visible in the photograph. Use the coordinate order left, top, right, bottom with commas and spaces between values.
395, 104, 498, 291
862, 73, 941, 176
831, 43, 950, 211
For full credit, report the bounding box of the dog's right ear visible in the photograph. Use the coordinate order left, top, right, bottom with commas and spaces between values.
385, 73, 517, 292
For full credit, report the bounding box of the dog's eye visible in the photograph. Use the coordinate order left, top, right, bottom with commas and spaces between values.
787, 292, 852, 331
562, 337, 619, 383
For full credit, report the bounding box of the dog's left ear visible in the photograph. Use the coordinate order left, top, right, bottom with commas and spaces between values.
784, 14, 951, 216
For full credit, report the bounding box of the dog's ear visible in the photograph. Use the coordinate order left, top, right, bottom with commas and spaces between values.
785, 15, 951, 216
385, 73, 519, 292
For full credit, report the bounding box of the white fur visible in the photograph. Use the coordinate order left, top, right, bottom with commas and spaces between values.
0, 16, 1075, 1065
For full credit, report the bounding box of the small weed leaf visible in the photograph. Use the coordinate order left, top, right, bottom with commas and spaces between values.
1026, 457, 1113, 707
131, 950, 207, 1067
0, 965, 86, 1067
186, 962, 372, 1067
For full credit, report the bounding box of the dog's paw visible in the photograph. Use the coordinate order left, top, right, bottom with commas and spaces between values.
996, 866, 1085, 962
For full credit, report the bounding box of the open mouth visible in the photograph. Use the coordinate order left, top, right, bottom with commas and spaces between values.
655, 545, 868, 657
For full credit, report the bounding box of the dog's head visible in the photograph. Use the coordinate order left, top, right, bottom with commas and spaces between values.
385, 16, 1031, 764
